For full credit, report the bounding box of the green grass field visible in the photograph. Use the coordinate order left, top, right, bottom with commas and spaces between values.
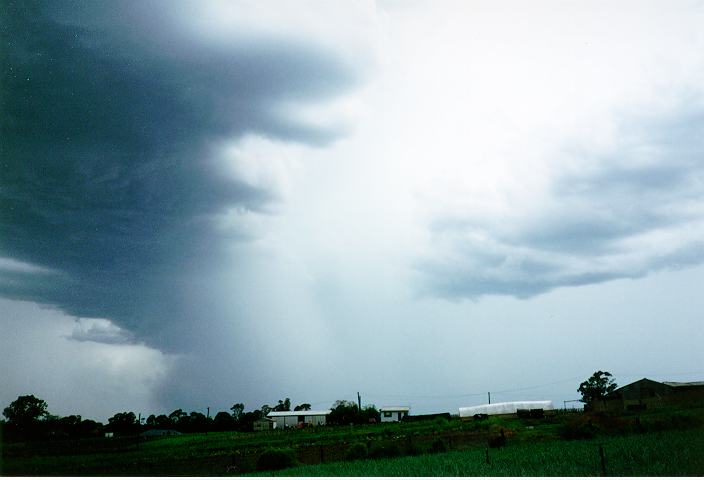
253, 429, 704, 477
3, 405, 703, 476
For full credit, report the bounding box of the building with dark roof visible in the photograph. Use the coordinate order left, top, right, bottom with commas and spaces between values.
593, 378, 704, 412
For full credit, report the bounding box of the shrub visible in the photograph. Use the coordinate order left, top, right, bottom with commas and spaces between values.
429, 438, 448, 453
346, 442, 368, 460
434, 417, 449, 428
256, 448, 297, 471
369, 443, 402, 459
558, 416, 599, 440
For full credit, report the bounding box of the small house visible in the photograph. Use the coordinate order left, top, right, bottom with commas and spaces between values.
266, 410, 331, 428
379, 406, 410, 422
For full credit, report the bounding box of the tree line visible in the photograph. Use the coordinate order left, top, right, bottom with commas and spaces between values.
1, 394, 381, 441
2, 371, 615, 441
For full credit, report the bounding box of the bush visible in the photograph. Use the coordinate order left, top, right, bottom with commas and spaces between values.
434, 417, 449, 428
429, 438, 448, 453
256, 448, 297, 471
346, 442, 368, 460
558, 416, 599, 440
369, 443, 402, 459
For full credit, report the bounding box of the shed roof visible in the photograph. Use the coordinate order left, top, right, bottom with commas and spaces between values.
379, 406, 410, 412
611, 378, 704, 394
662, 381, 704, 387
266, 410, 331, 417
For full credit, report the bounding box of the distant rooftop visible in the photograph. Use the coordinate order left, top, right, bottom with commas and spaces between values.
266, 410, 331, 417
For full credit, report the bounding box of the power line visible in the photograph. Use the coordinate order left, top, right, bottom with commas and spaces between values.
492, 376, 585, 395
365, 375, 585, 401
364, 391, 486, 400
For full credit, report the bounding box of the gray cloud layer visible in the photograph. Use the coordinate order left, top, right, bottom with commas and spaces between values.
419, 103, 704, 299
0, 1, 361, 347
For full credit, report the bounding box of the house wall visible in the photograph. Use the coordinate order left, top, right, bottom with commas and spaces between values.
380, 410, 407, 422
270, 414, 327, 428
253, 420, 274, 431
668, 386, 704, 406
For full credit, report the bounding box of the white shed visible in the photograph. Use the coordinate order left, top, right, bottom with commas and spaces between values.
459, 400, 554, 417
266, 410, 331, 428
379, 406, 410, 422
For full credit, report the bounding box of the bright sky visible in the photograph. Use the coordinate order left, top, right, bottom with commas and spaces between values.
2, 1, 704, 422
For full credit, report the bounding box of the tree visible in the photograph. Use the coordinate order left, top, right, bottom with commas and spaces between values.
153, 414, 172, 429
578, 371, 618, 408
187, 411, 211, 433
260, 404, 272, 416
273, 398, 291, 412
230, 403, 244, 422
213, 411, 235, 431
168, 408, 187, 424
328, 400, 360, 425
145, 414, 157, 427
294, 403, 311, 411
3, 395, 49, 426
360, 404, 380, 423
107, 412, 139, 435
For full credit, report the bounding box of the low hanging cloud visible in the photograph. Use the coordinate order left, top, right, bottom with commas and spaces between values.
68, 318, 136, 345
418, 100, 704, 299
0, 1, 372, 347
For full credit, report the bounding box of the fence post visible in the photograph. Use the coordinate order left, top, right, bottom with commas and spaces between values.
598, 444, 607, 476
485, 446, 490, 465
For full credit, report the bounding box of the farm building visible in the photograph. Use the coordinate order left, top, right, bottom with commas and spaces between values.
253, 417, 275, 431
592, 378, 704, 413
379, 406, 410, 422
266, 410, 331, 428
459, 400, 554, 418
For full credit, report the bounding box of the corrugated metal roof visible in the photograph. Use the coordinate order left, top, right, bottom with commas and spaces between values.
612, 378, 704, 393
663, 381, 704, 387
266, 410, 331, 417
379, 406, 410, 412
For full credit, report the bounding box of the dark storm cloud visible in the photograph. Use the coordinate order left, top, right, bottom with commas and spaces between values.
419, 104, 704, 300
0, 1, 361, 345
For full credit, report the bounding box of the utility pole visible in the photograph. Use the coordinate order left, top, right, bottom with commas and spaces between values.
357, 392, 362, 412
207, 407, 210, 419
488, 392, 491, 404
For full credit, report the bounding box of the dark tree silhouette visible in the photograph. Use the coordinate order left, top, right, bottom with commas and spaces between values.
107, 412, 139, 435
294, 403, 311, 411
328, 400, 360, 425
578, 371, 618, 408
3, 395, 49, 426
230, 403, 244, 421
273, 398, 291, 412
213, 411, 235, 431
2, 395, 50, 440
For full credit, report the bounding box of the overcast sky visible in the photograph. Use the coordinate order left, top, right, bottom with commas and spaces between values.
2, 0, 704, 422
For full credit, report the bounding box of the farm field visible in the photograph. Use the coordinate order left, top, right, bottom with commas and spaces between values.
255, 429, 704, 477
2, 405, 703, 476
